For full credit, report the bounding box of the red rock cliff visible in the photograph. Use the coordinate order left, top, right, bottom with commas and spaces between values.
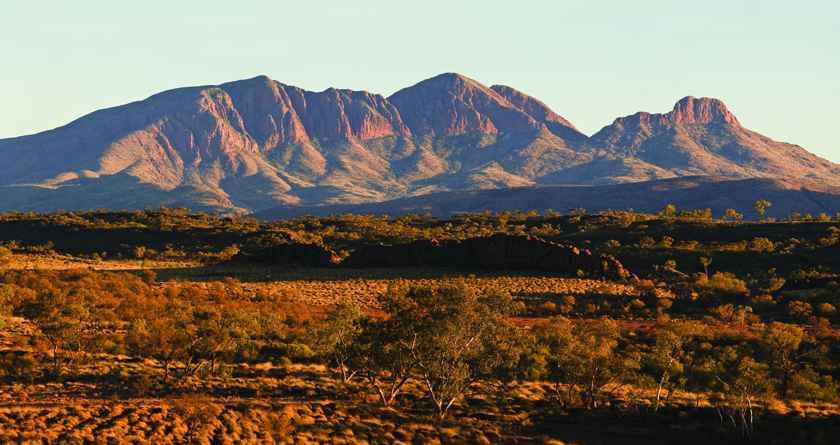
283, 85, 410, 140
222, 76, 410, 147
613, 96, 741, 127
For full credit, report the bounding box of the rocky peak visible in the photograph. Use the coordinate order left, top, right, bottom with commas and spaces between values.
414, 72, 486, 92
613, 96, 740, 127
387, 73, 545, 137
669, 96, 740, 125
490, 84, 587, 141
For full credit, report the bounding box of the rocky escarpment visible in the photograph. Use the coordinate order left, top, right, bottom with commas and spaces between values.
342, 233, 632, 278
210, 76, 412, 149
231, 240, 340, 267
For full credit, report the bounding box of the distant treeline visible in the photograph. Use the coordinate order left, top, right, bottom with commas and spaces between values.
2, 205, 840, 279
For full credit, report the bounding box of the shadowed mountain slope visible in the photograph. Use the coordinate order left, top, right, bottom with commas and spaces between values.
253, 176, 840, 222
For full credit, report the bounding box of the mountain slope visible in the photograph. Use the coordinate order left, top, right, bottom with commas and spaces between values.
489, 84, 586, 141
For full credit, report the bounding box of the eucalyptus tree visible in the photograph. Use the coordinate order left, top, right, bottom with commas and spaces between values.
126, 304, 188, 381
18, 287, 110, 374
531, 316, 575, 406
710, 345, 772, 442
380, 280, 523, 419
350, 315, 419, 405
308, 301, 362, 382
192, 308, 260, 374
563, 317, 640, 409
760, 322, 811, 400
752, 200, 771, 221
644, 320, 704, 411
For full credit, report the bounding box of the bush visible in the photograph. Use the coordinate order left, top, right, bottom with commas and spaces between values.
789, 368, 840, 402
260, 341, 315, 364
132, 246, 146, 259
816, 302, 836, 316
170, 393, 222, 443
235, 340, 264, 364
0, 353, 39, 384
787, 301, 813, 319
538, 302, 557, 315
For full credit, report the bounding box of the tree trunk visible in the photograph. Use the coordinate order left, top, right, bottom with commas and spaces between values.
655, 371, 668, 412
367, 373, 391, 406
434, 403, 444, 421
585, 380, 599, 410
337, 356, 347, 382
747, 397, 756, 439
554, 380, 565, 408
665, 381, 675, 406
782, 369, 791, 400
335, 355, 355, 382
52, 343, 59, 373
566, 382, 579, 409
376, 388, 391, 405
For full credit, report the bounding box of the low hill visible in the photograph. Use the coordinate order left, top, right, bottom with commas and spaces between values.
253, 175, 840, 221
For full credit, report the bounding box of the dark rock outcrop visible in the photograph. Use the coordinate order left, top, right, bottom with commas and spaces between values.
342, 233, 631, 278
655, 266, 689, 281
779, 277, 834, 291
231, 241, 340, 267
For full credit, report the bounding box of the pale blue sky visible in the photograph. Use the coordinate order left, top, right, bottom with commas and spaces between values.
1, 1, 838, 160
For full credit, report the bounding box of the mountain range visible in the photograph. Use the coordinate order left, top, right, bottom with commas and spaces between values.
1, 73, 838, 217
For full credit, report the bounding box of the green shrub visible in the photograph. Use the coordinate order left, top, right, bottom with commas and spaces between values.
260, 341, 315, 364
789, 368, 840, 402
